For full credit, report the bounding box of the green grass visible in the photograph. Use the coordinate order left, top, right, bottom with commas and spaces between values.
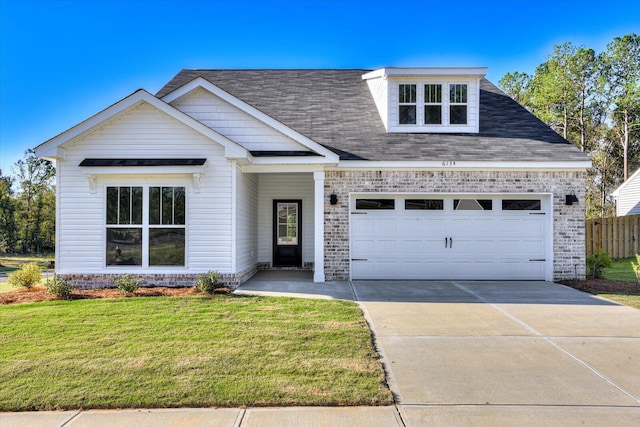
597, 294, 640, 310
0, 296, 392, 411
0, 253, 54, 271
602, 257, 638, 282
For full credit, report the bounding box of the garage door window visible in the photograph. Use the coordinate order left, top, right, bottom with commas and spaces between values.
405, 199, 444, 210
502, 199, 541, 211
356, 199, 395, 210
454, 199, 492, 210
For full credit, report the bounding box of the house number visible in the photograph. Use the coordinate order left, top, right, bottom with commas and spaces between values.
442, 161, 456, 166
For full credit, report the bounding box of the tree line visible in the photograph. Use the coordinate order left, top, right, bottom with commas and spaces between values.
0, 149, 55, 253
500, 33, 639, 219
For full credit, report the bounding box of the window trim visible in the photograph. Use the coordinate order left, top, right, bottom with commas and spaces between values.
398, 84, 417, 125
105, 184, 187, 269
395, 81, 471, 128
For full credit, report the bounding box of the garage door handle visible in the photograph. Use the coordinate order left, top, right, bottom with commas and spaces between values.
351, 258, 368, 261
449, 237, 452, 248
445, 237, 448, 248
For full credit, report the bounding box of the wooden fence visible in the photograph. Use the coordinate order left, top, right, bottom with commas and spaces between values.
586, 214, 640, 258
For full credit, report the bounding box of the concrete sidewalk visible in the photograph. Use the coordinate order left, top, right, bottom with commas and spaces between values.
3, 277, 640, 426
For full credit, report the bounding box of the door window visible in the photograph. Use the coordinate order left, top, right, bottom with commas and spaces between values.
277, 203, 298, 245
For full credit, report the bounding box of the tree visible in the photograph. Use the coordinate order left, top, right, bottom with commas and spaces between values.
0, 170, 17, 252
499, 71, 531, 106
13, 149, 55, 253
599, 33, 640, 181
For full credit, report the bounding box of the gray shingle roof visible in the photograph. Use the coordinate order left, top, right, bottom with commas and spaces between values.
156, 69, 588, 162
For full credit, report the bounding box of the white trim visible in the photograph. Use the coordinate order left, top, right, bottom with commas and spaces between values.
34, 90, 250, 162
242, 164, 329, 174
161, 77, 340, 163
335, 160, 592, 171
313, 171, 325, 282
231, 163, 237, 273
362, 67, 487, 80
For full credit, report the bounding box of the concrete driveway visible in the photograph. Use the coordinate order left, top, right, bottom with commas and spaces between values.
352, 280, 640, 426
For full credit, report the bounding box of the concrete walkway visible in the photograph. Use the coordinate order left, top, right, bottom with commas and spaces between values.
2, 276, 640, 426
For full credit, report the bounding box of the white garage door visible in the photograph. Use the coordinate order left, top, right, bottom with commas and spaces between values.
350, 195, 549, 280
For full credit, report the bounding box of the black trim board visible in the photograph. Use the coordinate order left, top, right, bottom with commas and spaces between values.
79, 158, 207, 167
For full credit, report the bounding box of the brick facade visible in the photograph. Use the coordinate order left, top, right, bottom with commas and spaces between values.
323, 170, 586, 281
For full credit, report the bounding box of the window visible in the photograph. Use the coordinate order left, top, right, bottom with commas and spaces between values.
424, 84, 442, 124
502, 199, 541, 211
106, 186, 185, 267
356, 199, 395, 210
454, 199, 492, 210
149, 187, 185, 266
399, 84, 417, 124
106, 187, 143, 266
405, 199, 444, 210
449, 84, 468, 125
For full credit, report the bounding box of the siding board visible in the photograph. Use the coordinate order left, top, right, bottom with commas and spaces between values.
57, 102, 234, 274
171, 88, 309, 152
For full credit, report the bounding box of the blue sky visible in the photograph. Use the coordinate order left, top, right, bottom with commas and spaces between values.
1, 0, 638, 174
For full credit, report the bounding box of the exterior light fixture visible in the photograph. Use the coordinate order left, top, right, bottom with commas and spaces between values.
565, 191, 579, 205
330, 194, 338, 205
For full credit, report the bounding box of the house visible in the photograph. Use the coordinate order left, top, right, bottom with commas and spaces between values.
35, 68, 591, 287
612, 168, 640, 216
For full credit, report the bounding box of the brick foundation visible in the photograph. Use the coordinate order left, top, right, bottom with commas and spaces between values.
58, 264, 259, 290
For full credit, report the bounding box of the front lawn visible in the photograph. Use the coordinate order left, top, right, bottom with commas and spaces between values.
602, 257, 638, 282
0, 296, 392, 410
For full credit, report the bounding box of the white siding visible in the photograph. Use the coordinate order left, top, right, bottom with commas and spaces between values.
257, 173, 314, 264
235, 165, 258, 271
366, 77, 389, 130
617, 177, 640, 216
171, 87, 308, 152
57, 102, 234, 274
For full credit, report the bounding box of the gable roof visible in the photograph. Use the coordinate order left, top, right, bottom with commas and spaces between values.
156, 69, 589, 163
36, 89, 249, 161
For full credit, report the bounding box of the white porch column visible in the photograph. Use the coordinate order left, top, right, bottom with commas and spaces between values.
313, 171, 325, 282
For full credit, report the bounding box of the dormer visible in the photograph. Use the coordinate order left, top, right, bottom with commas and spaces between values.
362, 67, 487, 133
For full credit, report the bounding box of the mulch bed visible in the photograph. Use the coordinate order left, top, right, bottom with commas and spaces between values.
3, 279, 639, 305
559, 278, 640, 296
0, 285, 232, 305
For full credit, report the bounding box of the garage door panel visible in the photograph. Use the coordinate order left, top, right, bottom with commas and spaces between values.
351, 195, 549, 280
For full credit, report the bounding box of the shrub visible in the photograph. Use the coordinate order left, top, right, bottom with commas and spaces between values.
630, 254, 640, 283
196, 270, 220, 294
7, 263, 42, 289
114, 274, 140, 294
586, 251, 612, 278
46, 277, 74, 299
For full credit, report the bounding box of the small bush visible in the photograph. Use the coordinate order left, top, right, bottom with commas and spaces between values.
196, 270, 220, 294
114, 274, 140, 294
46, 277, 74, 299
630, 254, 640, 283
7, 263, 42, 289
586, 251, 612, 278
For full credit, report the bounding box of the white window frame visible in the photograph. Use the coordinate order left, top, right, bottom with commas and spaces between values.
398, 84, 417, 125
394, 81, 470, 128
105, 184, 187, 269
449, 84, 468, 125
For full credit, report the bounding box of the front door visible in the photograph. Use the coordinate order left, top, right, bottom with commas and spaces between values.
273, 200, 302, 267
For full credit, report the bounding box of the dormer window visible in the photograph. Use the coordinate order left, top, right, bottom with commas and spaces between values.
449, 84, 468, 125
362, 67, 485, 133
398, 84, 417, 124
424, 84, 442, 124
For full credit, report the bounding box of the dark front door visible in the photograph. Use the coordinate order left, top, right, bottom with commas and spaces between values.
273, 200, 302, 267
